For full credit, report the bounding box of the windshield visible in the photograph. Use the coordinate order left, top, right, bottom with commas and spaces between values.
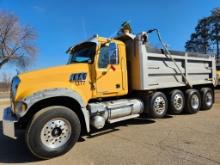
68, 42, 96, 64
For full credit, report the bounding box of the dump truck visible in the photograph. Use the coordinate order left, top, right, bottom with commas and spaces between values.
2, 29, 217, 159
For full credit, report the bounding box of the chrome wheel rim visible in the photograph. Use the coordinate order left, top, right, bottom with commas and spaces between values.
154, 96, 166, 115
191, 94, 199, 109
206, 92, 212, 107
40, 118, 71, 149
173, 93, 184, 111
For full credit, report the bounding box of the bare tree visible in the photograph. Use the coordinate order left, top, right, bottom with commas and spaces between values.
0, 72, 11, 91
2, 72, 11, 83
0, 11, 37, 70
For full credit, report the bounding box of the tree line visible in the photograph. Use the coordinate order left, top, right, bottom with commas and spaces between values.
185, 8, 220, 60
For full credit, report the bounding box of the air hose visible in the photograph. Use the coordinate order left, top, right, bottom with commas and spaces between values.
147, 29, 192, 87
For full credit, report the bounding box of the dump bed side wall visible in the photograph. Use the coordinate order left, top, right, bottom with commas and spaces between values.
128, 34, 216, 90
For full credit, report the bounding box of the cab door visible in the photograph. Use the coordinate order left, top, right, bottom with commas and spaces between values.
95, 42, 123, 97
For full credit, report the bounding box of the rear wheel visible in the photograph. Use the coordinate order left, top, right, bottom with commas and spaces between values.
185, 89, 201, 114
149, 92, 168, 118
25, 106, 81, 159
169, 89, 185, 114
200, 87, 214, 110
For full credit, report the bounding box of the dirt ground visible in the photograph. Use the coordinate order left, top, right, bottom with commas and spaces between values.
0, 90, 220, 165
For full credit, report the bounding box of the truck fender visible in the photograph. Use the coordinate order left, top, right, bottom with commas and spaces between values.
22, 88, 90, 132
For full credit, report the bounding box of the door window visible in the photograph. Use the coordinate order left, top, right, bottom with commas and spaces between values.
98, 43, 118, 68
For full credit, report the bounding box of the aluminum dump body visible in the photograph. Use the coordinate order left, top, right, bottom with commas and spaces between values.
123, 33, 217, 90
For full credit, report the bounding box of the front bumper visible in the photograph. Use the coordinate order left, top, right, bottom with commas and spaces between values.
2, 107, 18, 139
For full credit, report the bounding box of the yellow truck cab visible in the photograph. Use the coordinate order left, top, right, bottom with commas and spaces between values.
2, 31, 217, 159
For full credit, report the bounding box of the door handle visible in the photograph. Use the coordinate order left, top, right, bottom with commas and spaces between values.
116, 84, 120, 88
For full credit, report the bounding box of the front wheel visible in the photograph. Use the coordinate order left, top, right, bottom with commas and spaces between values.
25, 106, 81, 159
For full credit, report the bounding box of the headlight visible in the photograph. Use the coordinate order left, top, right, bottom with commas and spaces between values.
15, 101, 27, 117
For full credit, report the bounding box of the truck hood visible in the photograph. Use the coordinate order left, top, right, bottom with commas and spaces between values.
19, 64, 88, 81
14, 63, 92, 104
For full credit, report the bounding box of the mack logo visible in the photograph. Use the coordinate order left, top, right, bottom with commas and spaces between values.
70, 73, 87, 82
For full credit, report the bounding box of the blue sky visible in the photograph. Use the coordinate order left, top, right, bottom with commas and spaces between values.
0, 0, 219, 78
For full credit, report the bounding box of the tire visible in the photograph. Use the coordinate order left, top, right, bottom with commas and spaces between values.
185, 89, 201, 114
25, 106, 81, 159
169, 89, 185, 114
149, 92, 168, 118
200, 87, 214, 110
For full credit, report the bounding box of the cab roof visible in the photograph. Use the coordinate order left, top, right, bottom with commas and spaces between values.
66, 34, 126, 54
